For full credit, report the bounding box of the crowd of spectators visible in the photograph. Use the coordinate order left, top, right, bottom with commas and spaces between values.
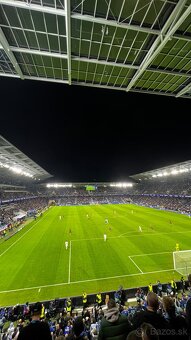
127, 195, 191, 214
0, 197, 48, 238
133, 175, 191, 196
1, 281, 191, 339
1, 175, 191, 216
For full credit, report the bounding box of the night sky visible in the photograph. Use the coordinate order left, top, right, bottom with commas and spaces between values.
0, 77, 190, 182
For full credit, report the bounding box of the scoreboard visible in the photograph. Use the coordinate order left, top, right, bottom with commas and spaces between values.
85, 185, 97, 191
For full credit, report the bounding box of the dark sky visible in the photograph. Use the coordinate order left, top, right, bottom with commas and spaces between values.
0, 77, 190, 182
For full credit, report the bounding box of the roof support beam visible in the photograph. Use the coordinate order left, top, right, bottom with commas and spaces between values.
0, 0, 159, 36
24, 75, 68, 84
0, 27, 24, 79
64, 0, 71, 85
125, 0, 189, 92
131, 89, 189, 100
10, 47, 68, 59
1, 0, 191, 43
0, 70, 190, 99
0, 0, 66, 15
71, 13, 159, 36
176, 82, 191, 97
1, 0, 191, 47
72, 81, 124, 92
0, 72, 19, 78
73, 82, 190, 100
72, 56, 138, 70
5, 46, 191, 78
3, 46, 137, 70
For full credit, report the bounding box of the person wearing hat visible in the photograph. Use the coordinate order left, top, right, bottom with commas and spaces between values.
18, 302, 52, 339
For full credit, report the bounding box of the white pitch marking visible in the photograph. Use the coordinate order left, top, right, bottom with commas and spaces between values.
71, 229, 191, 242
129, 256, 143, 274
118, 231, 138, 237
68, 241, 72, 284
131, 251, 172, 257
0, 215, 47, 258
0, 268, 175, 295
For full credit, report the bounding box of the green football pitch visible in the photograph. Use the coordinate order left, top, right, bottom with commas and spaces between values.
0, 203, 191, 307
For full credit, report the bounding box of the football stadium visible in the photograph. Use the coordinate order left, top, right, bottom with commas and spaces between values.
0, 134, 191, 338
1, 0, 191, 338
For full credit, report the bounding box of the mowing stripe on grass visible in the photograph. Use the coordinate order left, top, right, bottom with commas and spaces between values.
0, 268, 175, 294
129, 256, 143, 273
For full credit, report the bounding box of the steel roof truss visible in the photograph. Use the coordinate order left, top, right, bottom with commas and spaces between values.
64, 0, 71, 84
125, 0, 189, 92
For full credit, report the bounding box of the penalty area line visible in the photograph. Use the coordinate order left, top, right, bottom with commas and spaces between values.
130, 251, 172, 258
129, 256, 143, 274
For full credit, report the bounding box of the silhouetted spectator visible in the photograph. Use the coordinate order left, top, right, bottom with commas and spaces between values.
162, 296, 188, 339
17, 302, 52, 340
132, 292, 168, 339
71, 316, 89, 339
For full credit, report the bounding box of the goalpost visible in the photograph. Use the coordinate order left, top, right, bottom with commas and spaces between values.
173, 250, 191, 276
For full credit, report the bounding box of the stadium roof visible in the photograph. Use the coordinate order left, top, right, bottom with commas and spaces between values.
0, 134, 51, 180
0, 0, 191, 98
130, 160, 191, 181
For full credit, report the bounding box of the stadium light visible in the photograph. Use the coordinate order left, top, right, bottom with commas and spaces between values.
46, 184, 72, 188
110, 183, 133, 188
151, 167, 191, 179
11, 166, 33, 177
171, 170, 178, 175
179, 168, 188, 173
0, 162, 33, 177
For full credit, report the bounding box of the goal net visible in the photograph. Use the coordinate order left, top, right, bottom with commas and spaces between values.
173, 250, 191, 276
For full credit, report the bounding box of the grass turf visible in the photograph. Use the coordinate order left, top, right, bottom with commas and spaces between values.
0, 203, 190, 307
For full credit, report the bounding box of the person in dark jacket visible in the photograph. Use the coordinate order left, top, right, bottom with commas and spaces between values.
186, 294, 191, 338
98, 298, 131, 340
17, 302, 52, 340
132, 292, 168, 339
68, 316, 89, 339
162, 296, 188, 339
